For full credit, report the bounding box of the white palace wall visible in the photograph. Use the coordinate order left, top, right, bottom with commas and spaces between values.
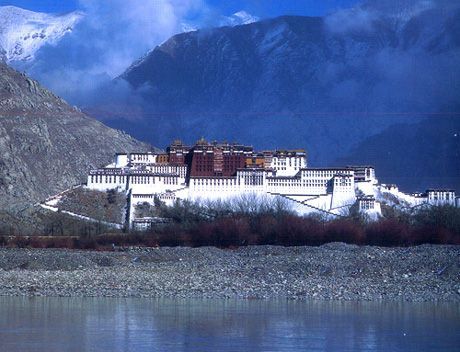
87, 150, 435, 227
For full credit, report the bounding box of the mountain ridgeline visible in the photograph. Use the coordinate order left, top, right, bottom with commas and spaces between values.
95, 8, 460, 191
0, 61, 149, 221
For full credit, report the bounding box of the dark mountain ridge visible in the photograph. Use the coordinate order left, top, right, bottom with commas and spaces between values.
340, 115, 460, 192
98, 8, 460, 172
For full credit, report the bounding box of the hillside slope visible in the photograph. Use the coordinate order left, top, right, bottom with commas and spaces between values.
0, 61, 149, 217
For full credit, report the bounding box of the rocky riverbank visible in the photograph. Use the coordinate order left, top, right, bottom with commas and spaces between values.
0, 244, 459, 301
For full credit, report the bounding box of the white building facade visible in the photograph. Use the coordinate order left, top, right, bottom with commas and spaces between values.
84, 144, 457, 228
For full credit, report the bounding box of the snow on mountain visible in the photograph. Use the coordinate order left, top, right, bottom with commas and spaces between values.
0, 6, 83, 62
220, 11, 259, 27
181, 23, 198, 33
181, 10, 259, 33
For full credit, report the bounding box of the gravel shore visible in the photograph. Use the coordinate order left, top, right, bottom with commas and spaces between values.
0, 244, 459, 301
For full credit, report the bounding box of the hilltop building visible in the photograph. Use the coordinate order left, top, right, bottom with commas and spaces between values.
426, 189, 456, 206
85, 139, 456, 228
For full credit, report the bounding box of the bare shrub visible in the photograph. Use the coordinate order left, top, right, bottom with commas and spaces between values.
157, 199, 207, 225
29, 237, 48, 248
155, 225, 187, 247
325, 220, 365, 245
75, 234, 97, 250
413, 206, 460, 236
411, 225, 456, 245
296, 216, 326, 246
211, 217, 251, 247
273, 215, 310, 246
52, 237, 76, 249
365, 219, 410, 246
252, 214, 278, 245
142, 234, 159, 248
230, 193, 293, 217
9, 236, 30, 248
189, 222, 216, 247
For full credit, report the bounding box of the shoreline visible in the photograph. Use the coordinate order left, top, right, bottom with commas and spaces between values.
0, 244, 459, 301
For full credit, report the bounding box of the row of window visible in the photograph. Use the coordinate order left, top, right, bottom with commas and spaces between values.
268, 180, 302, 187
159, 194, 175, 200
267, 181, 330, 188
148, 165, 186, 177
90, 174, 347, 189
303, 180, 327, 187
428, 192, 455, 200
131, 154, 155, 161
243, 175, 264, 186
194, 179, 236, 186
90, 175, 126, 184
131, 176, 154, 184
90, 175, 180, 185
191, 178, 332, 188
335, 180, 352, 187
360, 201, 375, 210
302, 171, 351, 177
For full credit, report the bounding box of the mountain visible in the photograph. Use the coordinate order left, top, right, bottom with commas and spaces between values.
0, 6, 83, 62
339, 116, 460, 192
105, 5, 459, 168
0, 61, 149, 220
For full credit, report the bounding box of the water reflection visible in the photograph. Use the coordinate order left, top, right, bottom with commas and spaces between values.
0, 297, 459, 351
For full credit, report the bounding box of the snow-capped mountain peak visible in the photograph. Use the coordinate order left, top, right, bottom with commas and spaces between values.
221, 11, 259, 27
181, 23, 198, 33
0, 6, 83, 62
181, 10, 259, 33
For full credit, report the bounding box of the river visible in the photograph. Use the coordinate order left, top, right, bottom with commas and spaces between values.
0, 297, 458, 351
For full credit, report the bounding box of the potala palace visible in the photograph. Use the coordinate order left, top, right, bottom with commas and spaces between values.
84, 139, 458, 229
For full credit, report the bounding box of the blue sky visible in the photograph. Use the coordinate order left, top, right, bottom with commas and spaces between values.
2, 0, 360, 18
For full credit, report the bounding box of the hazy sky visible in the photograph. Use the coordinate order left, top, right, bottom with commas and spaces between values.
1, 0, 360, 18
